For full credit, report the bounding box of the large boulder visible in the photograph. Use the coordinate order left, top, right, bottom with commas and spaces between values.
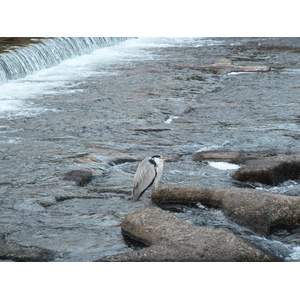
192, 151, 300, 186
232, 153, 300, 185
152, 184, 300, 235
100, 207, 277, 262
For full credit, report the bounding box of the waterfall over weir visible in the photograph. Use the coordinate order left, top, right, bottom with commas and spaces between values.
0, 37, 130, 84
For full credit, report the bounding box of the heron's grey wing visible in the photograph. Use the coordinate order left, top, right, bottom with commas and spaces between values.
132, 158, 156, 201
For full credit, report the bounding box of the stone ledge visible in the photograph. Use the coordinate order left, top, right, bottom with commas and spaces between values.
99, 207, 277, 262
152, 184, 300, 236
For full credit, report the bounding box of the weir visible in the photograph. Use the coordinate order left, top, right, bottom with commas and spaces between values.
0, 37, 130, 84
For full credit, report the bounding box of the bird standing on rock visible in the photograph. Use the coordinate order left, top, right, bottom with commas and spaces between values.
132, 155, 169, 204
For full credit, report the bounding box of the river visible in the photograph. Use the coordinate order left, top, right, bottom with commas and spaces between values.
0, 37, 300, 261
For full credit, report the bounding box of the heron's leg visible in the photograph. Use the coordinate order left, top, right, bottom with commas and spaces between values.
142, 194, 151, 207
143, 190, 158, 207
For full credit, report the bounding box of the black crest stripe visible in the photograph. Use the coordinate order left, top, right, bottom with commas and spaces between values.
149, 158, 157, 167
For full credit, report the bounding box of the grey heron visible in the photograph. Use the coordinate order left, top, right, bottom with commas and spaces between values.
132, 155, 169, 203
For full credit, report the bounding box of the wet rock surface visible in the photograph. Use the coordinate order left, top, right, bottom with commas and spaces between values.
63, 170, 93, 186
100, 207, 277, 262
0, 233, 56, 261
1, 37, 300, 261
233, 153, 300, 185
192, 150, 289, 164
152, 184, 300, 236
192, 150, 300, 190
175, 58, 270, 73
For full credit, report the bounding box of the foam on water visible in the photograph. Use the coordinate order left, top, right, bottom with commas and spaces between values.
0, 99, 24, 112
255, 179, 300, 196
228, 72, 251, 75
208, 161, 241, 170
164, 116, 179, 124
286, 246, 300, 261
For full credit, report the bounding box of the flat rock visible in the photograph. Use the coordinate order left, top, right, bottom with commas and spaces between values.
191, 150, 288, 164
99, 207, 277, 262
192, 150, 246, 163
175, 58, 270, 73
152, 184, 300, 235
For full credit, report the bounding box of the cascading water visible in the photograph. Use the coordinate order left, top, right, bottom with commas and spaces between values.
0, 37, 130, 84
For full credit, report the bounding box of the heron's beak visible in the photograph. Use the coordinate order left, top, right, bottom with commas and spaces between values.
161, 157, 171, 161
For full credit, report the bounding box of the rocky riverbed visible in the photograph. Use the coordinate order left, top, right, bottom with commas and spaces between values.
1, 37, 300, 261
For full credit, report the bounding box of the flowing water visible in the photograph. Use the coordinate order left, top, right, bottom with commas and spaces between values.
1, 37, 300, 261
0, 37, 130, 117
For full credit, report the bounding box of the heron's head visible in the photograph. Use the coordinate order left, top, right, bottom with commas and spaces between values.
151, 155, 170, 162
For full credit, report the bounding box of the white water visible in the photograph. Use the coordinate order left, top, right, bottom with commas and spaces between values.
164, 116, 179, 124
208, 161, 240, 170
0, 37, 210, 118
286, 246, 300, 261
0, 38, 128, 84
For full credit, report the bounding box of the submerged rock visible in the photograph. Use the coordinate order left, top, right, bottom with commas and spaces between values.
152, 184, 300, 236
0, 234, 56, 262
107, 156, 138, 166
63, 170, 93, 186
99, 207, 277, 262
175, 58, 270, 73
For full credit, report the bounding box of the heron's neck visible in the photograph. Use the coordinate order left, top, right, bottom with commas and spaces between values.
154, 160, 163, 185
